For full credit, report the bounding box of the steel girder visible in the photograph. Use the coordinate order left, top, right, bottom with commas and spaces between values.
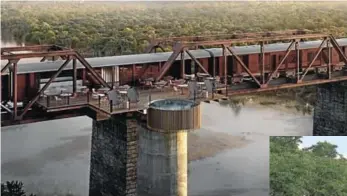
155, 32, 347, 87
145, 29, 313, 53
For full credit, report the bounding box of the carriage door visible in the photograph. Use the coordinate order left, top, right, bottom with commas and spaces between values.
271, 55, 277, 70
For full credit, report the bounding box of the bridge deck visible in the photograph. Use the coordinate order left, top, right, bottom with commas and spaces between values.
34, 70, 347, 114
36, 88, 226, 116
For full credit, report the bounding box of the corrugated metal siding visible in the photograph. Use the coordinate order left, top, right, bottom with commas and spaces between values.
147, 104, 201, 132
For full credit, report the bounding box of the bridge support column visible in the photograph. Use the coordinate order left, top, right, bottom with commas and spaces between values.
89, 113, 138, 196
313, 81, 347, 135
137, 125, 187, 196
137, 99, 200, 196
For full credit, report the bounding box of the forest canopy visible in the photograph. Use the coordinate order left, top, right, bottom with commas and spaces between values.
270, 137, 347, 196
1, 1, 347, 57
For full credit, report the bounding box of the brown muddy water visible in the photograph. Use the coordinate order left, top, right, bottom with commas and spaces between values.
1, 99, 313, 196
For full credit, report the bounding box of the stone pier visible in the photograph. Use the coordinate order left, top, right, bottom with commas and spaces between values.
313, 81, 347, 136
89, 113, 138, 196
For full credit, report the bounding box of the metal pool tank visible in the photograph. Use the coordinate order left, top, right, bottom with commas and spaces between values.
146, 98, 201, 132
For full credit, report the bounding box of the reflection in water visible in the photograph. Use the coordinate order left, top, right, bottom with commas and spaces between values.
218, 99, 245, 117
228, 99, 246, 116
1, 102, 313, 196
220, 96, 314, 116
294, 104, 313, 115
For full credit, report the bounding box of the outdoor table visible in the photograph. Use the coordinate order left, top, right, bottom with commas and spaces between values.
197, 82, 205, 86
197, 73, 210, 76
76, 86, 87, 91
118, 90, 128, 102
145, 78, 154, 82
60, 93, 72, 104
118, 90, 128, 95
177, 84, 188, 95
60, 93, 72, 97
45, 91, 60, 96
57, 88, 67, 92
98, 87, 110, 93
154, 81, 167, 86
98, 93, 106, 98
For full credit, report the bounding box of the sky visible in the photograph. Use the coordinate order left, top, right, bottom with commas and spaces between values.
300, 136, 347, 158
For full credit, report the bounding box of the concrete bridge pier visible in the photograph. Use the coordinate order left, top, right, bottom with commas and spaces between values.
138, 99, 201, 196
313, 81, 347, 136
89, 113, 138, 196
137, 127, 188, 196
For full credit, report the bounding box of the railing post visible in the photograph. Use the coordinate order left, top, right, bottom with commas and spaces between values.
46, 96, 50, 107
87, 91, 90, 103
67, 96, 70, 105
194, 89, 196, 102
110, 100, 113, 113
149, 88, 152, 102
128, 98, 131, 110
98, 95, 101, 108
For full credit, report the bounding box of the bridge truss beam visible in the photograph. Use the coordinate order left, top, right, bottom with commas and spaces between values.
145, 29, 315, 53
0, 46, 112, 121
155, 32, 347, 95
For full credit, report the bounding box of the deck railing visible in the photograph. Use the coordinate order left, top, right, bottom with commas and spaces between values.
37, 86, 220, 114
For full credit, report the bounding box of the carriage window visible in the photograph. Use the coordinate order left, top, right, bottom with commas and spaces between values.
308, 52, 314, 62
289, 55, 297, 63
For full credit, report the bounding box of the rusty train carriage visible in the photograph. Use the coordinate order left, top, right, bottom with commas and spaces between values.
1, 32, 347, 123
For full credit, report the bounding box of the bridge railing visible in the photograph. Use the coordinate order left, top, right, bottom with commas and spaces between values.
86, 87, 215, 114
37, 92, 89, 109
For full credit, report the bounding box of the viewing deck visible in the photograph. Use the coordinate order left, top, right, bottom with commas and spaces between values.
36, 88, 226, 118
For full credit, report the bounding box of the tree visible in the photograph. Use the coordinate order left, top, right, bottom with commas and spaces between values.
270, 136, 302, 154
1, 181, 36, 196
2, 1, 347, 56
304, 141, 339, 158
270, 137, 347, 196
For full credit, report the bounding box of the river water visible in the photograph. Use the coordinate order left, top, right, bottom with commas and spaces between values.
1, 40, 313, 196
1, 101, 313, 196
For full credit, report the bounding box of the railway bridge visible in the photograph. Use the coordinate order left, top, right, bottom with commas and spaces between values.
1, 30, 347, 196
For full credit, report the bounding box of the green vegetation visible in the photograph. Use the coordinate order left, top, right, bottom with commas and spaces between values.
1, 181, 75, 196
1, 1, 347, 56
1, 181, 36, 196
270, 137, 347, 196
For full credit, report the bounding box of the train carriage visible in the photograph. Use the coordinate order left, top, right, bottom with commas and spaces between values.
2, 38, 347, 103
